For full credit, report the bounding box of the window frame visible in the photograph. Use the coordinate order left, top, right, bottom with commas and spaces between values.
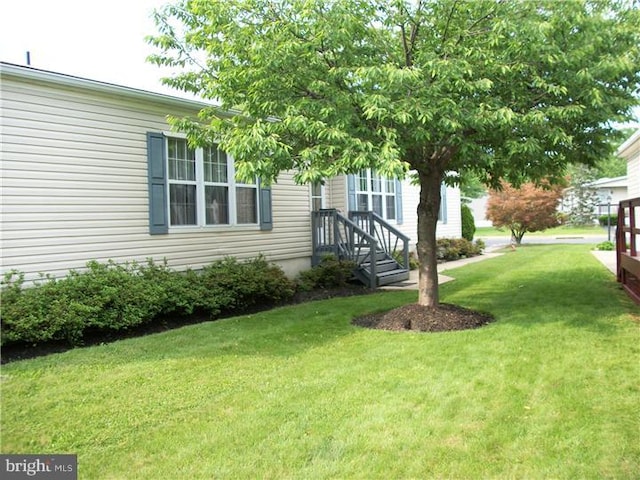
354, 169, 398, 222
165, 135, 260, 230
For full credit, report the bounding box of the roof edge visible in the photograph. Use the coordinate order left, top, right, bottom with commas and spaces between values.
617, 128, 640, 158
0, 61, 213, 110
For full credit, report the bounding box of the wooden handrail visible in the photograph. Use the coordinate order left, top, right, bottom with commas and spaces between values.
311, 209, 378, 287
616, 197, 640, 304
348, 211, 410, 271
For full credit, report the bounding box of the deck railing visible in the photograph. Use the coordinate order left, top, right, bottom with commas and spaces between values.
311, 209, 378, 287
616, 197, 640, 304
348, 211, 410, 271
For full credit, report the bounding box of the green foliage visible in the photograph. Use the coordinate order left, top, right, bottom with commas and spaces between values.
148, 0, 640, 306
594, 127, 635, 178
199, 256, 295, 310
598, 214, 618, 227
296, 257, 357, 291
595, 241, 615, 251
436, 238, 485, 262
459, 172, 487, 199
1, 257, 294, 347
461, 204, 476, 241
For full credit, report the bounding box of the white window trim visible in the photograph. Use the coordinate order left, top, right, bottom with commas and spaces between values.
355, 169, 398, 223
165, 136, 260, 232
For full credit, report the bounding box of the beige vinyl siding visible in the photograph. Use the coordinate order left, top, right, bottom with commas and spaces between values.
327, 177, 347, 212
629, 156, 640, 199
618, 131, 640, 199
1, 71, 311, 283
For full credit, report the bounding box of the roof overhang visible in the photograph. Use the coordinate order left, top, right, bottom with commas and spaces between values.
0, 61, 214, 111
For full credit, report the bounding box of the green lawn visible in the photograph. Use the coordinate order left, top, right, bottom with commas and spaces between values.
476, 225, 609, 237
1, 245, 638, 479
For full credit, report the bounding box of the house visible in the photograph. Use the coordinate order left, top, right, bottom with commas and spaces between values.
615, 128, 640, 303
560, 175, 628, 221
0, 62, 461, 287
467, 195, 492, 228
618, 129, 640, 198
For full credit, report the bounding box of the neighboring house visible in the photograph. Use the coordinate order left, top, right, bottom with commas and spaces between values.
561, 175, 628, 219
467, 195, 492, 228
0, 62, 461, 285
617, 128, 640, 198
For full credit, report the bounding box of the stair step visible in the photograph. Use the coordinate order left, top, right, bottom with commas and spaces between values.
376, 269, 410, 286
360, 259, 399, 273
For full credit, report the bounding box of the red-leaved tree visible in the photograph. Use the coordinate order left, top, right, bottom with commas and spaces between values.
486, 182, 564, 245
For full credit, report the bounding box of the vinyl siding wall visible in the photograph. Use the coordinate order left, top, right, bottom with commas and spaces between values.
1, 72, 311, 283
620, 134, 640, 198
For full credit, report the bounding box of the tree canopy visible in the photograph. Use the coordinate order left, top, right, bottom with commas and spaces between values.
148, 0, 640, 307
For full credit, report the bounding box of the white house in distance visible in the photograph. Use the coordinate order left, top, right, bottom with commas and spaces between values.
0, 62, 461, 286
560, 175, 628, 220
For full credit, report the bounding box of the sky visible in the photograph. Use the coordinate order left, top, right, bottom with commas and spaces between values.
0, 0, 179, 95
1, 0, 638, 128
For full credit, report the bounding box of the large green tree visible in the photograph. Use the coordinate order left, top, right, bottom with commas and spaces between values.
148, 0, 639, 308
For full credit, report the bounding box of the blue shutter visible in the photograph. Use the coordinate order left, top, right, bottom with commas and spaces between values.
347, 174, 356, 212
439, 183, 448, 224
147, 132, 168, 235
395, 179, 403, 224
259, 180, 273, 230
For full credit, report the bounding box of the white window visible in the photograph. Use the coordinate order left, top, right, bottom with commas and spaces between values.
355, 169, 397, 221
167, 137, 258, 227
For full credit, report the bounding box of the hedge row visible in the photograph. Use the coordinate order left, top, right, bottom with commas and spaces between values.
1, 256, 295, 347
437, 238, 485, 262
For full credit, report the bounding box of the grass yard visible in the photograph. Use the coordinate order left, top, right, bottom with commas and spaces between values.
1, 245, 638, 479
475, 225, 609, 237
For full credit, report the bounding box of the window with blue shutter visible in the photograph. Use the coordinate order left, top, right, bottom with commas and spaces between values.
146, 132, 273, 232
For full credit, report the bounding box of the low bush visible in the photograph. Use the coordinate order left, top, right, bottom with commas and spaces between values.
1, 256, 295, 347
296, 257, 357, 291
200, 256, 295, 311
436, 238, 485, 262
598, 214, 618, 227
595, 241, 615, 251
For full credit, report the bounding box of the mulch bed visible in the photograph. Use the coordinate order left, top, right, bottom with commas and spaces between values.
353, 303, 494, 332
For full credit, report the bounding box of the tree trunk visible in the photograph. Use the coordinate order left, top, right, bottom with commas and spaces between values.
416, 169, 444, 307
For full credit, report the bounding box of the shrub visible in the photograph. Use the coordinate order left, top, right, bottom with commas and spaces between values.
595, 241, 615, 251
296, 257, 357, 291
461, 204, 476, 241
200, 255, 295, 312
598, 214, 618, 227
436, 238, 485, 262
1, 256, 295, 347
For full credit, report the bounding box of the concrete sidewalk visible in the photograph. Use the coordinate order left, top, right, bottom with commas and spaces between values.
381, 252, 504, 290
382, 248, 617, 291
591, 250, 616, 275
